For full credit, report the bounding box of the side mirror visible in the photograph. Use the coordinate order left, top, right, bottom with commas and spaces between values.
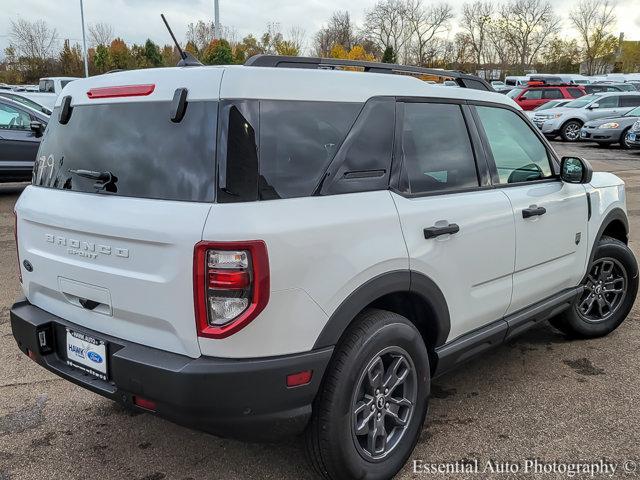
30, 120, 44, 137
561, 156, 593, 184
588, 103, 600, 110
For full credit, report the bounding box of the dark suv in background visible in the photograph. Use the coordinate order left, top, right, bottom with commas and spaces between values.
0, 96, 48, 182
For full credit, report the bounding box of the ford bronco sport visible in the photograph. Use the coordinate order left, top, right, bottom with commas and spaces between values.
11, 55, 638, 480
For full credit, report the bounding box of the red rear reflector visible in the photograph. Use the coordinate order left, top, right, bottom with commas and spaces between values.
87, 84, 155, 99
133, 396, 157, 411
286, 370, 313, 387
208, 269, 250, 289
27, 349, 36, 360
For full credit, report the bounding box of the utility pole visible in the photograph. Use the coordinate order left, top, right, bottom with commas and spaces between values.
214, 0, 221, 39
79, 0, 89, 77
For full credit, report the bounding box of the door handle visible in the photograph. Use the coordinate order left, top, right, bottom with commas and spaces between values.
424, 223, 459, 239
522, 205, 546, 218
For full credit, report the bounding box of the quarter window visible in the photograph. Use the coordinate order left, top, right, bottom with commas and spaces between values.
476, 106, 553, 184
399, 103, 478, 194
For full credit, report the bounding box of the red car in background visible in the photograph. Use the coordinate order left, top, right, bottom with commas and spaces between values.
507, 82, 586, 110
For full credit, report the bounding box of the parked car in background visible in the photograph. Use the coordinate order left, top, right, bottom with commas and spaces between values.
491, 80, 506, 88
580, 105, 640, 149
504, 75, 529, 87
532, 92, 640, 141
507, 82, 585, 110
585, 83, 636, 94
0, 92, 52, 115
10, 92, 56, 110
525, 99, 572, 119
38, 77, 79, 95
626, 120, 640, 148
0, 96, 48, 182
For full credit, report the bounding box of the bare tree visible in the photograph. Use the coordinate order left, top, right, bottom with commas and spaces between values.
8, 18, 58, 60
363, 0, 410, 57
88, 22, 114, 47
405, 1, 454, 66
313, 11, 356, 56
461, 1, 493, 70
287, 26, 306, 55
498, 0, 561, 72
569, 0, 617, 75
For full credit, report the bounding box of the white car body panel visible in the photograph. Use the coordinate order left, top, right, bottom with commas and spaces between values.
391, 190, 515, 342
15, 187, 211, 358
199, 191, 408, 358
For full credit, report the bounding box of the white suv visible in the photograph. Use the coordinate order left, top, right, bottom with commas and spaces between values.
11, 56, 638, 480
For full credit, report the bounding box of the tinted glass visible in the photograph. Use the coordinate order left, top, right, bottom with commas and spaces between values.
33, 101, 217, 202
400, 103, 478, 194
60, 80, 75, 89
521, 89, 543, 100
568, 88, 585, 98
620, 96, 640, 107
597, 96, 619, 108
476, 106, 553, 184
258, 101, 361, 199
322, 98, 395, 195
507, 88, 523, 99
542, 89, 563, 99
0, 102, 31, 130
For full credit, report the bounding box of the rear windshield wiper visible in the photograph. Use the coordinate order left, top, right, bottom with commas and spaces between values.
69, 169, 118, 192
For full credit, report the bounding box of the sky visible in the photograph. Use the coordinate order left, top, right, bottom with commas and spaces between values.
0, 0, 639, 58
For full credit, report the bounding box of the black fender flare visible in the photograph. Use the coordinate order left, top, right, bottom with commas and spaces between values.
313, 270, 451, 349
581, 207, 629, 282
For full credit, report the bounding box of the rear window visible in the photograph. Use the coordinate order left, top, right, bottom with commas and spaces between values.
33, 101, 218, 202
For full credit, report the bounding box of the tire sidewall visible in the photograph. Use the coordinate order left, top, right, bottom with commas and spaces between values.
569, 239, 638, 336
324, 319, 429, 480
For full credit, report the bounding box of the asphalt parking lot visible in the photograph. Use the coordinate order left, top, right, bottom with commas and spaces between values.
1, 142, 639, 480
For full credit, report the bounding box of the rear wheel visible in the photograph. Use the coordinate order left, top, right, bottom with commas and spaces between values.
551, 236, 638, 338
305, 309, 430, 480
561, 120, 583, 142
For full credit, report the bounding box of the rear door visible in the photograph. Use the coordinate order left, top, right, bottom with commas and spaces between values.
473, 105, 588, 313
391, 100, 515, 341
0, 101, 40, 176
16, 95, 220, 358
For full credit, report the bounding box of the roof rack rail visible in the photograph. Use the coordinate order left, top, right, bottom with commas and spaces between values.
244, 55, 494, 92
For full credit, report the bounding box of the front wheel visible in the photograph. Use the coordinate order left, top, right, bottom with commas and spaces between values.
561, 120, 583, 142
305, 309, 430, 480
620, 128, 632, 149
551, 236, 638, 338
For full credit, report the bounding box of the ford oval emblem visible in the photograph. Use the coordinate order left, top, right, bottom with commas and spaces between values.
87, 351, 103, 363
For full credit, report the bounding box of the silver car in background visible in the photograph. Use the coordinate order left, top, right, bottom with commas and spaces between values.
532, 92, 640, 142
580, 105, 640, 149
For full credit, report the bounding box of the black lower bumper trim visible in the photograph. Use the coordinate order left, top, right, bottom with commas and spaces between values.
10, 298, 333, 441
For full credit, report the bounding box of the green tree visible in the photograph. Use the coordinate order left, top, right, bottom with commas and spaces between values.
201, 39, 233, 65
58, 39, 84, 76
143, 39, 163, 67
381, 46, 396, 63
93, 44, 111, 73
541, 38, 581, 73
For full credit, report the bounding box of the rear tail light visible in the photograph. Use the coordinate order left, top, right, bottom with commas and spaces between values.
194, 241, 269, 339
13, 211, 21, 284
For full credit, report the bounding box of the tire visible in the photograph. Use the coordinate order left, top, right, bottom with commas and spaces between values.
560, 120, 583, 142
550, 236, 638, 338
620, 128, 632, 149
305, 309, 430, 480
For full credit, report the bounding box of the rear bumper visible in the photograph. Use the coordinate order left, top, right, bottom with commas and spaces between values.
10, 298, 333, 441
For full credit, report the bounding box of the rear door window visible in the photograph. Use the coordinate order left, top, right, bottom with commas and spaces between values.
33, 101, 218, 202
398, 102, 478, 194
258, 101, 361, 200
542, 89, 563, 99
620, 96, 640, 107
